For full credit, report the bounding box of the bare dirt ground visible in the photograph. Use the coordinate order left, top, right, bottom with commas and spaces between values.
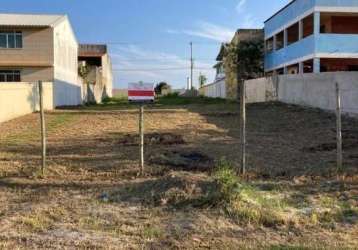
0, 101, 357, 249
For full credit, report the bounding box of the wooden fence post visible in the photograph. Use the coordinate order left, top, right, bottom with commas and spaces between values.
336, 82, 343, 172
139, 104, 144, 175
38, 81, 46, 176
240, 80, 246, 175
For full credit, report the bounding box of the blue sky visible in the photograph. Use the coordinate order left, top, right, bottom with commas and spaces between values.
0, 0, 290, 89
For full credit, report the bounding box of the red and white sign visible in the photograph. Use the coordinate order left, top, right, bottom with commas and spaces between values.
128, 82, 155, 102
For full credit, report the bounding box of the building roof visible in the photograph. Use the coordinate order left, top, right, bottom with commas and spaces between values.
231, 29, 264, 44
79, 44, 107, 57
0, 13, 66, 27
214, 29, 263, 63
216, 43, 229, 61
264, 0, 296, 23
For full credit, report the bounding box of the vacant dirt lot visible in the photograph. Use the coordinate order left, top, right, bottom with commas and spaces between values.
0, 101, 357, 249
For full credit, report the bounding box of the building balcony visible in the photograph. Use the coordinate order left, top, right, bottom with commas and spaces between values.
316, 34, 358, 55
265, 33, 358, 72
265, 35, 315, 71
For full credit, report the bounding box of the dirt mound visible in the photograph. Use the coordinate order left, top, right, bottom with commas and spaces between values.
117, 132, 185, 146
150, 150, 213, 172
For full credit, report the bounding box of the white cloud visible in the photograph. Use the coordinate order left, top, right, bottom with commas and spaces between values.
167, 21, 235, 42
236, 0, 247, 13
110, 45, 215, 89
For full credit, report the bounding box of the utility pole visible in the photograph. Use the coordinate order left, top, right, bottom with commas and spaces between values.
190, 42, 194, 90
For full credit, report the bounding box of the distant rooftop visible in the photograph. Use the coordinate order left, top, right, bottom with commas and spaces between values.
0, 13, 66, 27
79, 44, 107, 57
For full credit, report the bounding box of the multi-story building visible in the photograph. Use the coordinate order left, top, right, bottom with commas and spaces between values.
265, 0, 358, 75
0, 13, 81, 106
78, 44, 113, 103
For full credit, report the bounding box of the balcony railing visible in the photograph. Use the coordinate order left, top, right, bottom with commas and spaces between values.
265, 35, 315, 71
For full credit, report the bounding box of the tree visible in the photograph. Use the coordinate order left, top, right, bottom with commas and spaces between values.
78, 63, 90, 83
155, 82, 171, 95
226, 39, 264, 80
198, 73, 207, 87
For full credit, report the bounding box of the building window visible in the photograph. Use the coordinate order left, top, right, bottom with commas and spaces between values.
275, 31, 284, 50
303, 59, 314, 73
0, 70, 21, 82
287, 23, 299, 45
287, 63, 299, 74
276, 68, 284, 75
265, 37, 274, 53
302, 14, 314, 38
0, 31, 23, 49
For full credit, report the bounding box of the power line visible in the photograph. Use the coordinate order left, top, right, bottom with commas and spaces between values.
112, 67, 213, 72
113, 58, 216, 62
101, 41, 223, 45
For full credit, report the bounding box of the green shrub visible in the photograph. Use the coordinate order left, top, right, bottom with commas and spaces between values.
211, 159, 289, 227
213, 159, 240, 203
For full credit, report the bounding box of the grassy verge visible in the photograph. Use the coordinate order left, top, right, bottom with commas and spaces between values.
210, 160, 358, 228
81, 95, 236, 111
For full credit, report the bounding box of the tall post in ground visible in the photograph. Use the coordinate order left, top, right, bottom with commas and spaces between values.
240, 80, 246, 175
336, 82, 343, 172
38, 81, 46, 176
139, 104, 144, 175
190, 42, 194, 90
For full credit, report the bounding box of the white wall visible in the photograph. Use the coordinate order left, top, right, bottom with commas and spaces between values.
278, 72, 358, 115
200, 79, 226, 98
0, 82, 53, 123
245, 77, 277, 103
53, 17, 82, 106
102, 54, 113, 98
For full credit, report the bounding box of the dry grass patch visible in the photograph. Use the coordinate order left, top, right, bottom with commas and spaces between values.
18, 206, 68, 233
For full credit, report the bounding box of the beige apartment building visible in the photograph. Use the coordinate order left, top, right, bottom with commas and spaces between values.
0, 13, 81, 106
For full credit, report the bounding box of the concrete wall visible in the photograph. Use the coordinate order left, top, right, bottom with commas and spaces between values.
0, 82, 53, 123
245, 77, 277, 103
20, 67, 54, 82
200, 79, 226, 98
0, 66, 54, 82
277, 72, 358, 115
101, 54, 113, 98
243, 72, 358, 116
82, 67, 106, 104
53, 17, 82, 106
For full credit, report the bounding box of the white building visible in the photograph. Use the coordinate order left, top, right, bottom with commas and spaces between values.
0, 13, 81, 107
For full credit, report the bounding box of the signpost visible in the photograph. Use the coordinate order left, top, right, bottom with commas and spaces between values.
128, 82, 155, 175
